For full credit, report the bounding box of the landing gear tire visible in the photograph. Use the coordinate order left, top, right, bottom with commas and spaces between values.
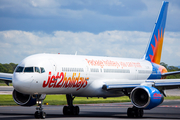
127, 108, 134, 118
63, 106, 79, 115
40, 111, 46, 119
73, 106, 79, 115
34, 111, 46, 119
135, 108, 143, 118
63, 94, 80, 116
34, 111, 39, 119
127, 107, 143, 118
63, 106, 68, 115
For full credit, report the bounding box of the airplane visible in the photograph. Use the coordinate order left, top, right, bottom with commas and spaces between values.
0, 1, 180, 119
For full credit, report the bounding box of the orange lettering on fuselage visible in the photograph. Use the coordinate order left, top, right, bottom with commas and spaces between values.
85, 59, 142, 68
42, 72, 88, 91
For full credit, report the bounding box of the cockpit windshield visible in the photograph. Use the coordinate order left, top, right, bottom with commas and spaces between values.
15, 66, 24, 72
24, 67, 34, 72
40, 67, 45, 73
15, 66, 45, 73
35, 67, 40, 73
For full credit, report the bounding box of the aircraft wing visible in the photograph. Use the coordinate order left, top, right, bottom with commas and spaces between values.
102, 79, 180, 91
147, 79, 180, 89
0, 72, 13, 86
162, 71, 180, 77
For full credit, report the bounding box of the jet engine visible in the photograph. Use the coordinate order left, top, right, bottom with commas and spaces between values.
12, 90, 36, 106
130, 86, 164, 109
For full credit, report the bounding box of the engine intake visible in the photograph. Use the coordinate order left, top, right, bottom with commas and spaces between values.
130, 86, 164, 109
12, 90, 36, 106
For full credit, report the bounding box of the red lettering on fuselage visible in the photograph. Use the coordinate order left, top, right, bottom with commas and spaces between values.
42, 72, 88, 91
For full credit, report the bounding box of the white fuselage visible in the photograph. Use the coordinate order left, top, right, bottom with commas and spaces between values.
12, 54, 153, 97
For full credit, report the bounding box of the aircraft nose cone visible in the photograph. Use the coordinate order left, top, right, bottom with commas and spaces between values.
13, 73, 33, 94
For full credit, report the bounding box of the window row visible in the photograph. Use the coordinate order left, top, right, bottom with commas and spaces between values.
90, 68, 99, 72
138, 70, 152, 74
15, 66, 45, 73
104, 69, 130, 73
62, 67, 84, 72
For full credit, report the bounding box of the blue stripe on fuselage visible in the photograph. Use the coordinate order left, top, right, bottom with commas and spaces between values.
148, 63, 162, 79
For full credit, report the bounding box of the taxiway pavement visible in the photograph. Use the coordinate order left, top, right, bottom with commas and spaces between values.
0, 86, 13, 94
0, 86, 180, 119
0, 101, 180, 120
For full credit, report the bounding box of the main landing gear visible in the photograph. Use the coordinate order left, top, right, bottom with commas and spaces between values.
34, 94, 46, 119
127, 106, 144, 118
63, 94, 80, 115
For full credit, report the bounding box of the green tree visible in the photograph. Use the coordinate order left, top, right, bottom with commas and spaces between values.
161, 62, 180, 79
168, 66, 179, 71
160, 62, 168, 69
0, 63, 17, 83
0, 64, 8, 73
0, 63, 17, 73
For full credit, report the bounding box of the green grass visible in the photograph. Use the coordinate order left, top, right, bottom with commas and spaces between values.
0, 94, 180, 106
0, 95, 16, 106
0, 95, 130, 106
0, 83, 13, 86
44, 95, 130, 105
164, 96, 180, 100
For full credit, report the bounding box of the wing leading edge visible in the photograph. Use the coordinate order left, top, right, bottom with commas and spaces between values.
0, 72, 13, 86
102, 79, 180, 91
162, 71, 180, 77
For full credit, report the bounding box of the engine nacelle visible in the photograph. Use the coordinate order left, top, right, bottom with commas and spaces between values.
130, 86, 164, 109
12, 90, 36, 106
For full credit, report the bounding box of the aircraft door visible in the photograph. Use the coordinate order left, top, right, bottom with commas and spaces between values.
49, 59, 57, 75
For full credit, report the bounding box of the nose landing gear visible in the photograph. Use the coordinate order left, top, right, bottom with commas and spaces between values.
34, 94, 46, 119
34, 100, 46, 119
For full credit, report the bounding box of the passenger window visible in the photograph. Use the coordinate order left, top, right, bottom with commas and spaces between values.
24, 67, 34, 72
40, 67, 45, 73
15, 66, 24, 72
35, 67, 40, 73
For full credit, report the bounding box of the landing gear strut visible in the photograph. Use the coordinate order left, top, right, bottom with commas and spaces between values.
63, 94, 80, 115
34, 94, 46, 119
127, 106, 144, 118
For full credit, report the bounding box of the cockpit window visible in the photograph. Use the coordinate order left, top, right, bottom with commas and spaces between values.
40, 67, 45, 73
24, 67, 34, 72
15, 66, 44, 73
15, 66, 24, 72
35, 67, 40, 73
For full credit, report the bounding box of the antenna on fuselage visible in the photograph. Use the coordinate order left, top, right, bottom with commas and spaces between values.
75, 51, 77, 55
